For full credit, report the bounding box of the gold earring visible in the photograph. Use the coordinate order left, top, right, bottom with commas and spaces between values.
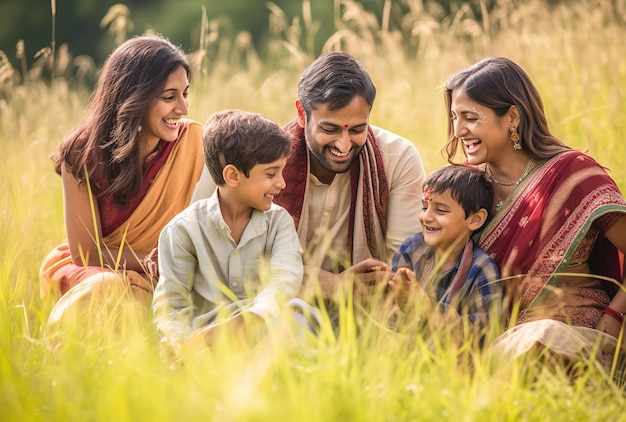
510, 126, 521, 150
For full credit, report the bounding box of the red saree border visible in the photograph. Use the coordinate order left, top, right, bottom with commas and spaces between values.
478, 150, 626, 310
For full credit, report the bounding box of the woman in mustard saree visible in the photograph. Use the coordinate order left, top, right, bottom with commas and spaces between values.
40, 35, 204, 326
442, 56, 626, 370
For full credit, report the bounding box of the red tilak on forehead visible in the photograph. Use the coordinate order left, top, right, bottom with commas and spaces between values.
423, 189, 432, 201
344, 124, 349, 128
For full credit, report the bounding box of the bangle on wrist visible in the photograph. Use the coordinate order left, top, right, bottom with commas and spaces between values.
602, 306, 624, 324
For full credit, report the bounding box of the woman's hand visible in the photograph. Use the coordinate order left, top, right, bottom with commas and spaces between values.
143, 247, 160, 283
596, 312, 625, 342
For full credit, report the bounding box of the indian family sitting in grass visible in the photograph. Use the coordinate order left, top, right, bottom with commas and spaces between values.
39, 33, 626, 375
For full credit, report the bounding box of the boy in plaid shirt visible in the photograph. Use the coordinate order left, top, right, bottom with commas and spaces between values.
389, 164, 501, 326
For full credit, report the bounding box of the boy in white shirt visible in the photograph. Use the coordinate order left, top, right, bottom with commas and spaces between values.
153, 110, 303, 349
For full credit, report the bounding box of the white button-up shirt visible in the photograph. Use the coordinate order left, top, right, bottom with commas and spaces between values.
153, 191, 303, 341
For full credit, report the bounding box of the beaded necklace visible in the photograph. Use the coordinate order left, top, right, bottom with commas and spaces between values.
489, 160, 535, 212
486, 159, 534, 187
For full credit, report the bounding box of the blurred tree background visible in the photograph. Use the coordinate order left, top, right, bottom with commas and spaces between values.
0, 0, 506, 73
0, 1, 364, 67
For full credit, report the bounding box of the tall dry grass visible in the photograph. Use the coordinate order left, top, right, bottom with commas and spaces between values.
2, 0, 626, 420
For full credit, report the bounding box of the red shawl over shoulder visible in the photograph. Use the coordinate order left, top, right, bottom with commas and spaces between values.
275, 118, 388, 263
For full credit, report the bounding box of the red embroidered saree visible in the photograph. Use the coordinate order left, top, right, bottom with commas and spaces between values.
479, 150, 626, 327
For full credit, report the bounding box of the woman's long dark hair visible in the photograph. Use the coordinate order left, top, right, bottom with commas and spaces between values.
442, 56, 570, 164
55, 34, 190, 207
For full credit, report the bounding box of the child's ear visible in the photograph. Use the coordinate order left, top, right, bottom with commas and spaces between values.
468, 208, 488, 231
222, 164, 240, 187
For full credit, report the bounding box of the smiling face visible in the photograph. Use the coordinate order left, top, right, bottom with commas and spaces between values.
420, 189, 477, 258
140, 65, 189, 151
235, 155, 288, 211
297, 95, 370, 184
450, 89, 515, 167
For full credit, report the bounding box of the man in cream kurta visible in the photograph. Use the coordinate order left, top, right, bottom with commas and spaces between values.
191, 125, 424, 295
290, 125, 424, 273
193, 52, 425, 302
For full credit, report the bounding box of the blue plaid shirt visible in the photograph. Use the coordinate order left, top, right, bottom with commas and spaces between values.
391, 232, 501, 325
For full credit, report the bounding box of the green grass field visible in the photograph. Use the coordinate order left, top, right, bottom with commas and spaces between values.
2, 1, 626, 420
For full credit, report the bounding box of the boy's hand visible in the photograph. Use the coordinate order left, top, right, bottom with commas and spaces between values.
200, 313, 264, 347
388, 266, 421, 311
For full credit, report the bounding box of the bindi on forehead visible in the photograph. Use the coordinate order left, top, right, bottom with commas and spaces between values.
344, 124, 349, 128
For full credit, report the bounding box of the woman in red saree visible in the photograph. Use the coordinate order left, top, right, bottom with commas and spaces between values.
442, 56, 626, 370
40, 35, 204, 327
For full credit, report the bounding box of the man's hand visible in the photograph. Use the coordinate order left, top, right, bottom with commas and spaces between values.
302, 259, 393, 301
349, 258, 393, 298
